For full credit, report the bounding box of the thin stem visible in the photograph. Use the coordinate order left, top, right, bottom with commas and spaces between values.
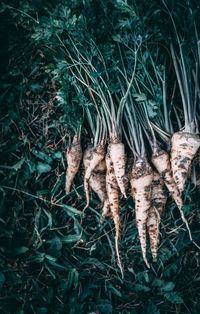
117, 54, 137, 127
162, 70, 170, 133
173, 106, 182, 130
124, 104, 141, 156
170, 43, 190, 130
9, 5, 39, 24
85, 107, 96, 139
85, 73, 102, 127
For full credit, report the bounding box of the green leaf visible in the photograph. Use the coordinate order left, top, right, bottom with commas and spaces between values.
52, 151, 62, 159
146, 100, 158, 118
40, 208, 53, 232
47, 236, 62, 258
162, 263, 178, 277
160, 282, 175, 292
133, 284, 151, 292
112, 34, 122, 43
47, 260, 71, 271
32, 150, 52, 164
73, 218, 83, 236
133, 93, 147, 102
27, 160, 36, 173
164, 292, 184, 304
61, 234, 82, 244
29, 83, 43, 91
44, 263, 56, 279
37, 162, 51, 174
45, 254, 57, 262
12, 158, 25, 171
62, 204, 84, 217
152, 279, 175, 292
109, 284, 122, 297
32, 253, 45, 263
73, 269, 79, 289
12, 247, 29, 255
137, 271, 150, 284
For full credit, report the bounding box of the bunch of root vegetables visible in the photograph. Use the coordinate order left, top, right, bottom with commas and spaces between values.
63, 35, 200, 276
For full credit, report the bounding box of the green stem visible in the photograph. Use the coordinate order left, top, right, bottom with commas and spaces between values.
162, 71, 170, 133
170, 43, 190, 130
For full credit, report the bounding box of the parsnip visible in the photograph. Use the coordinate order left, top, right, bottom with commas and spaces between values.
106, 152, 123, 277
130, 158, 153, 268
152, 147, 192, 240
65, 135, 82, 195
108, 140, 127, 198
83, 144, 105, 210
171, 131, 200, 193
147, 172, 167, 262
89, 171, 110, 220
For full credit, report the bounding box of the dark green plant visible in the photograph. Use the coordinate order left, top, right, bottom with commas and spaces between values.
0, 1, 200, 313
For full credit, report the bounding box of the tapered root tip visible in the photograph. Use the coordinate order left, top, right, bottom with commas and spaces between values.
123, 192, 127, 199
115, 236, 124, 278
83, 179, 90, 211
83, 203, 89, 212
178, 207, 193, 241
143, 256, 150, 269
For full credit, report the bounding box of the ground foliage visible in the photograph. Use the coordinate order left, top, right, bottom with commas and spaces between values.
0, 0, 200, 313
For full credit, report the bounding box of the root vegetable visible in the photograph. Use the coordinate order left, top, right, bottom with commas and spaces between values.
101, 199, 110, 221
147, 172, 167, 262
95, 159, 107, 172
152, 147, 192, 240
89, 171, 110, 220
171, 131, 200, 193
106, 152, 123, 277
65, 135, 82, 195
83, 144, 105, 210
89, 172, 107, 202
108, 140, 127, 198
130, 158, 153, 268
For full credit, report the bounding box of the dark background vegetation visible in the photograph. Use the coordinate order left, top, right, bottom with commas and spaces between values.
0, 1, 200, 313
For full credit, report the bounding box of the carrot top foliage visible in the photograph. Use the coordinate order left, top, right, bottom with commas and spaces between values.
1, 1, 200, 313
